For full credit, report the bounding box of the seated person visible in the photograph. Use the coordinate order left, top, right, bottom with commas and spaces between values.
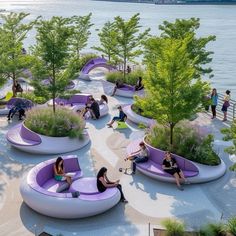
98, 94, 108, 105
125, 141, 149, 174
97, 167, 128, 203
111, 80, 124, 96
135, 77, 144, 91
107, 106, 127, 128
12, 80, 23, 97
82, 98, 100, 120
127, 65, 131, 74
162, 151, 187, 191
54, 157, 72, 185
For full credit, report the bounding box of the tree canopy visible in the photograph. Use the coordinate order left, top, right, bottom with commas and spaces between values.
136, 36, 210, 145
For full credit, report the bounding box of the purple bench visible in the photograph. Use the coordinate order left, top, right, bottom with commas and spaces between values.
20, 156, 121, 218
127, 138, 199, 182
54, 94, 91, 106
81, 57, 116, 75
6, 97, 34, 110
6, 123, 42, 146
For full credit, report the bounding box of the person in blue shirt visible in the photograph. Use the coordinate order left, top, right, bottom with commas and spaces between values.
107, 106, 127, 128
211, 88, 218, 119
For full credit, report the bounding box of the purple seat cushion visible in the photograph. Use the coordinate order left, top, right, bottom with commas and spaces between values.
69, 177, 99, 195
137, 160, 198, 178
42, 171, 82, 192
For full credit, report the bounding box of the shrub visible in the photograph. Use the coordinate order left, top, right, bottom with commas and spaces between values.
24, 107, 84, 138
199, 222, 227, 236
106, 68, 145, 86
19, 92, 47, 105
58, 89, 81, 100
226, 217, 236, 235
161, 219, 185, 236
146, 124, 221, 166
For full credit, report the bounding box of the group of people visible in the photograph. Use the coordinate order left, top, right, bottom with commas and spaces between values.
7, 99, 27, 121
77, 94, 108, 120
209, 88, 231, 121
54, 147, 188, 207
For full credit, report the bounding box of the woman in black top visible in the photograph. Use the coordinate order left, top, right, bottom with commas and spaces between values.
162, 151, 186, 190
97, 167, 128, 203
135, 77, 144, 91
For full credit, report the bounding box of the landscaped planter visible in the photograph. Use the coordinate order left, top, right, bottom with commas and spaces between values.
153, 228, 198, 236
122, 104, 155, 127
6, 122, 90, 154
127, 136, 226, 184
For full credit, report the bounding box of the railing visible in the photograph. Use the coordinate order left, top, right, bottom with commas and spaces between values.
207, 93, 236, 122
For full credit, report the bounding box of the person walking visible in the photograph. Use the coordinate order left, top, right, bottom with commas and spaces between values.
221, 90, 231, 122
211, 88, 218, 119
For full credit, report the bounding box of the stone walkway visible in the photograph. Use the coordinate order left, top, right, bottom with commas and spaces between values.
0, 70, 235, 236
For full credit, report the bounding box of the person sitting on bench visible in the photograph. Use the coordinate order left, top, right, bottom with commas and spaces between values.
107, 106, 127, 128
111, 80, 124, 96
82, 98, 100, 120
125, 141, 149, 174
135, 77, 144, 91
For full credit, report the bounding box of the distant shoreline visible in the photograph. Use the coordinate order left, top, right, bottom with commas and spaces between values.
93, 0, 236, 5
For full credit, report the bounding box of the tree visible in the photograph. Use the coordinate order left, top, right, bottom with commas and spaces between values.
114, 13, 150, 79
70, 13, 93, 57
158, 18, 216, 78
136, 37, 210, 145
92, 21, 119, 63
31, 16, 75, 113
0, 12, 38, 96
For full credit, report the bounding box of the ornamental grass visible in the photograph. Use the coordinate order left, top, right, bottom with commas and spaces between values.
24, 107, 84, 138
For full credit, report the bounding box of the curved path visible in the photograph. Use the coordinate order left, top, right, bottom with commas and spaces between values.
0, 71, 235, 235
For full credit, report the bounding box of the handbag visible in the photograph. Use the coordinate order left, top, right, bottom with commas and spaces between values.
224, 101, 230, 107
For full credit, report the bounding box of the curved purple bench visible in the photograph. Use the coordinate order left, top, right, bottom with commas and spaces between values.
6, 122, 90, 154
6, 123, 41, 146
102, 80, 144, 98
122, 104, 155, 127
127, 138, 199, 183
79, 57, 117, 81
48, 93, 91, 108
20, 156, 121, 218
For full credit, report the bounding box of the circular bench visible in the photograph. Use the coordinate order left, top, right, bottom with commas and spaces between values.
20, 156, 121, 219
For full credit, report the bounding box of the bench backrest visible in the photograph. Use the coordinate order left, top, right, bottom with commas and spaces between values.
145, 141, 198, 172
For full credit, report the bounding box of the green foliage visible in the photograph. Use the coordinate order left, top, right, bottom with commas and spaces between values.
199, 222, 226, 236
92, 21, 119, 64
137, 34, 210, 145
19, 92, 47, 104
79, 53, 97, 70
158, 18, 216, 78
147, 124, 221, 166
0, 12, 38, 95
70, 13, 93, 56
24, 107, 84, 138
226, 217, 236, 235
161, 219, 185, 236
114, 13, 150, 79
106, 69, 145, 86
31, 16, 75, 112
221, 121, 236, 155
58, 89, 81, 99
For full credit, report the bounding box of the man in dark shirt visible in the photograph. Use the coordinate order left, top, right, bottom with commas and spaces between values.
89, 98, 100, 119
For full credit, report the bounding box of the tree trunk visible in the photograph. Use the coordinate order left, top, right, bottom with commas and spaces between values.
123, 56, 126, 81
12, 74, 16, 97
170, 123, 175, 147
52, 66, 56, 114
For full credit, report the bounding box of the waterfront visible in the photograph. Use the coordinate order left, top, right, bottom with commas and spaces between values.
0, 0, 236, 97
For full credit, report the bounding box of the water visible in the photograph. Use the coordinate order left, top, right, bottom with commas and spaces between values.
1, 0, 236, 98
